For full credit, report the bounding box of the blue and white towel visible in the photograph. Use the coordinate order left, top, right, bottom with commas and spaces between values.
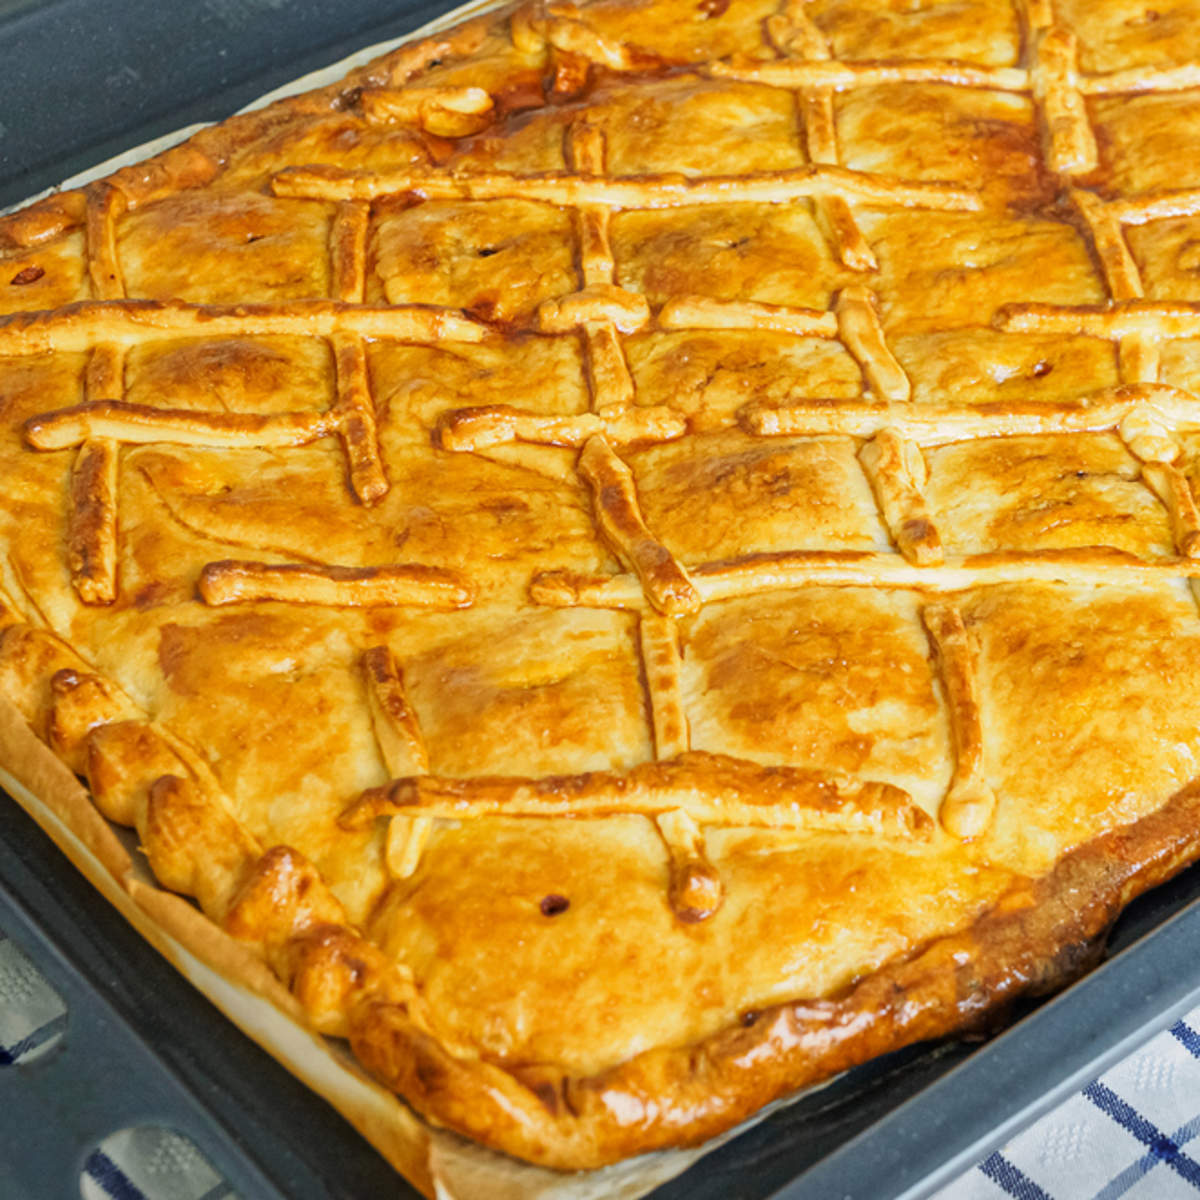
4, 923, 1200, 1200
939, 1015, 1200, 1199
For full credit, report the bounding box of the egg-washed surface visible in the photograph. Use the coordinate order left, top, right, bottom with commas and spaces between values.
6, 0, 1200, 1173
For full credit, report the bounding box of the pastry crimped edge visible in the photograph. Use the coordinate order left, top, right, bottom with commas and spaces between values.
2, 588, 1200, 1172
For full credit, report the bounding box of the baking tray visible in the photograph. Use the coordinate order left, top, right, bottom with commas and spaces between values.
5, 1, 1200, 1196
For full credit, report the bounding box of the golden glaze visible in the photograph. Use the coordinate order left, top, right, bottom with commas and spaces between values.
9, 0, 1200, 1175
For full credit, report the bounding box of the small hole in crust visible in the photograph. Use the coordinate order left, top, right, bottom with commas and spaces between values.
9, 265, 44, 286
539, 894, 570, 917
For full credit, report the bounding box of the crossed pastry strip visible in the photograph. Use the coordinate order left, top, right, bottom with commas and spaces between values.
17, 0, 1200, 931
9, 184, 486, 608
343, 750, 932, 912
348, 638, 932, 925
711, 0, 1200, 188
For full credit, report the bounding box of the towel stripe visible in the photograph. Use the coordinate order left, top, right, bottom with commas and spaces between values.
1085, 1080, 1200, 1186
0, 1011, 66, 1066
1172, 1020, 1200, 1060
979, 1150, 1054, 1199
83, 1149, 148, 1200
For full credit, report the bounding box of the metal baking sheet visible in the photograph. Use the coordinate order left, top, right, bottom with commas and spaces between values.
5, 1, 1200, 1196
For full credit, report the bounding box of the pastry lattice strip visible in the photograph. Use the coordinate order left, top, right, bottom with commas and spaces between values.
272, 161, 982, 212
633, 614, 724, 922
27, 400, 335, 451
761, 0, 876, 270
532, 547, 1200, 611
723, 0, 1200, 186
330, 200, 388, 503
997, 300, 1200, 341
578, 435, 700, 617
711, 57, 1031, 93
859, 430, 943, 567
922, 601, 995, 839
198, 561, 475, 610
436, 402, 687, 451
0, 297, 486, 354
12, 288, 485, 603
340, 750, 933, 839
657, 295, 837, 338
69, 185, 130, 604
742, 383, 1200, 443
361, 645, 434, 880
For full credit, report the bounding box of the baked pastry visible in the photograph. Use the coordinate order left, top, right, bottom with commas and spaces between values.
5, 0, 1200, 1184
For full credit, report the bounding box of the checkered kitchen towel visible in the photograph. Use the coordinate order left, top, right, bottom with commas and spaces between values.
936, 1012, 1200, 1199
4, 923, 1200, 1200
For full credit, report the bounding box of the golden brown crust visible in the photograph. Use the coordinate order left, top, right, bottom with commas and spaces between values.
858, 429, 943, 566
10, 0, 1200, 1180
350, 774, 1200, 1167
437, 403, 687, 450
